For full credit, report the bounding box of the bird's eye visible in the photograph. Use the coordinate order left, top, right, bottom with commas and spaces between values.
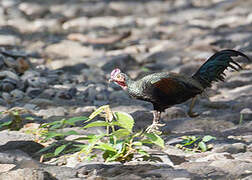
116, 74, 121, 78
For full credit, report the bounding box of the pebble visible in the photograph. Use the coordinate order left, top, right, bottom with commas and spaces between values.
240, 108, 252, 121
10, 89, 24, 100
213, 143, 247, 154
26, 87, 43, 98
37, 107, 67, 118
0, 71, 19, 81
0, 35, 21, 46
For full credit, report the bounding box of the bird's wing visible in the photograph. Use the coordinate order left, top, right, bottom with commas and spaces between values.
149, 73, 203, 96
150, 74, 187, 95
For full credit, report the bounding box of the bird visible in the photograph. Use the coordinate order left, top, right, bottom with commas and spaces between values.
109, 49, 250, 132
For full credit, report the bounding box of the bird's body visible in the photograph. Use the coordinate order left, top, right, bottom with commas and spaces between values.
109, 50, 250, 132
126, 72, 203, 112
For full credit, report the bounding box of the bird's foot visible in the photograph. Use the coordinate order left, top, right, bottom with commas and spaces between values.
187, 111, 200, 118
145, 121, 165, 134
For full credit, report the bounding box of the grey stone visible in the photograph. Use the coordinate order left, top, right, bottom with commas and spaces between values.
210, 159, 252, 176
0, 35, 21, 46
213, 143, 247, 154
0, 140, 43, 157
26, 87, 43, 98
18, 2, 49, 18
0, 150, 32, 164
37, 107, 66, 118
240, 108, 252, 121
29, 98, 54, 106
0, 71, 19, 81
0, 168, 55, 180
101, 54, 138, 72
45, 40, 95, 58
10, 89, 24, 100
3, 57, 18, 69
1, 92, 11, 102
162, 106, 187, 121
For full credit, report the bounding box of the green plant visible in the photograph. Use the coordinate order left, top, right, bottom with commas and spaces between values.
37, 105, 164, 163
0, 107, 32, 130
176, 135, 216, 152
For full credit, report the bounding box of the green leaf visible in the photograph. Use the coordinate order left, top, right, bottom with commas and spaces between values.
61, 130, 79, 136
202, 135, 216, 142
25, 117, 34, 120
114, 111, 134, 132
132, 141, 143, 146
36, 143, 57, 154
42, 153, 56, 159
50, 123, 63, 130
65, 116, 88, 125
40, 120, 61, 128
95, 143, 117, 152
54, 144, 67, 156
198, 141, 207, 152
183, 136, 200, 146
0, 120, 12, 128
112, 129, 131, 139
145, 133, 164, 148
88, 105, 109, 121
83, 121, 109, 129
137, 149, 149, 157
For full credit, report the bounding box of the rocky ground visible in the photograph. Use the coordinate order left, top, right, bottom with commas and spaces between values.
0, 0, 252, 179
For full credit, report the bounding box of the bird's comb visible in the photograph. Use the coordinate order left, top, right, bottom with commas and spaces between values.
110, 68, 121, 79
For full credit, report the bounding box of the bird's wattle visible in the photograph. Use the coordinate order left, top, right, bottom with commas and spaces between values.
115, 80, 127, 88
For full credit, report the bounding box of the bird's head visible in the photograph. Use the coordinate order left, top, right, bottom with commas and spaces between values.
109, 68, 128, 90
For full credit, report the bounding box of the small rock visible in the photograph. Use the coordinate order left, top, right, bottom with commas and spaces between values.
75, 106, 96, 113
23, 103, 37, 110
21, 70, 40, 82
27, 76, 48, 88
109, 90, 130, 101
10, 89, 24, 100
193, 152, 234, 162
0, 81, 16, 92
37, 107, 67, 118
45, 40, 94, 58
0, 168, 55, 180
0, 55, 5, 69
29, 98, 54, 106
0, 35, 21, 46
0, 71, 19, 81
210, 159, 252, 176
213, 143, 247, 154
0, 164, 15, 173
240, 108, 252, 121
26, 87, 43, 98
233, 152, 252, 162
0, 150, 33, 164
3, 57, 18, 69
58, 87, 77, 100
1, 92, 11, 102
101, 54, 138, 72
0, 140, 43, 157
19, 2, 49, 18
162, 107, 187, 121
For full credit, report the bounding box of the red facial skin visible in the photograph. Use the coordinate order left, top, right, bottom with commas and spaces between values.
109, 68, 127, 90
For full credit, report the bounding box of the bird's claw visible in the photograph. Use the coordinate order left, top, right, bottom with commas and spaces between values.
188, 111, 200, 118
145, 122, 165, 134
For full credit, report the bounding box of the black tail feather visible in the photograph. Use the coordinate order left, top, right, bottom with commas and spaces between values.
192, 49, 250, 88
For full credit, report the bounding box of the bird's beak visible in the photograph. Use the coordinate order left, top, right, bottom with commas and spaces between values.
108, 78, 114, 83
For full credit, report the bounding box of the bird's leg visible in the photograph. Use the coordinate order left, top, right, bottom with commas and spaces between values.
145, 110, 165, 133
188, 96, 199, 117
